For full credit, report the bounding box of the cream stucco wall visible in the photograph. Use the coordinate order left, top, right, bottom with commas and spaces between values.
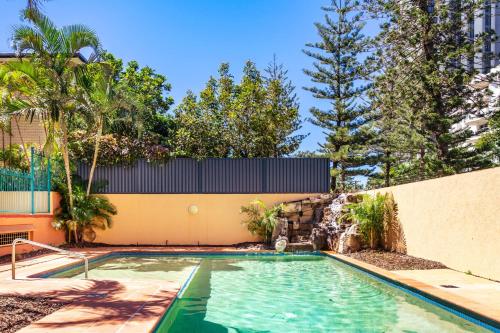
366, 167, 500, 281
95, 193, 320, 246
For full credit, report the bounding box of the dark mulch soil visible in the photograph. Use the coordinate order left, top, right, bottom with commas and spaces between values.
0, 295, 66, 333
235, 242, 272, 250
0, 249, 53, 265
345, 250, 447, 271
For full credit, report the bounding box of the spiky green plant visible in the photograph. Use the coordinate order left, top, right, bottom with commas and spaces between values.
53, 183, 116, 243
344, 193, 386, 249
240, 200, 283, 244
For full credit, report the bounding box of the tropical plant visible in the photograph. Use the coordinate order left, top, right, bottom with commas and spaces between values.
240, 200, 283, 244
78, 62, 136, 195
344, 193, 386, 249
52, 183, 117, 243
0, 144, 31, 170
9, 9, 101, 216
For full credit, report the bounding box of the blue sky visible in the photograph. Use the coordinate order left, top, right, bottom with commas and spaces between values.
0, 0, 377, 153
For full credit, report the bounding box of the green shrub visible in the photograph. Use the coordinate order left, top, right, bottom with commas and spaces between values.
53, 183, 117, 243
240, 200, 283, 244
344, 193, 386, 249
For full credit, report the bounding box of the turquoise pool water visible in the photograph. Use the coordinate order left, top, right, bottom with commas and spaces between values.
47, 254, 494, 332
155, 255, 491, 333
51, 255, 200, 284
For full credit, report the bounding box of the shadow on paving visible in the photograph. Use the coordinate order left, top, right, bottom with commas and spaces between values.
10, 279, 175, 330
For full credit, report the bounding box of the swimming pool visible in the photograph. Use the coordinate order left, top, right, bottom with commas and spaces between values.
46, 253, 498, 332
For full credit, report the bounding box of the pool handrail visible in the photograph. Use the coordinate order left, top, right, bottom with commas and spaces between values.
11, 238, 88, 279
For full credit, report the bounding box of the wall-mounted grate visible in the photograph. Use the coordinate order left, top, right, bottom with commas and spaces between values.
0, 231, 29, 246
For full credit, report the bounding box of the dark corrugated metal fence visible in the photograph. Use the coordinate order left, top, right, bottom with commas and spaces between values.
77, 158, 330, 194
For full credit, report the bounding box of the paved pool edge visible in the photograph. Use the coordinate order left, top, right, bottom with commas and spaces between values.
7, 247, 499, 333
324, 252, 500, 332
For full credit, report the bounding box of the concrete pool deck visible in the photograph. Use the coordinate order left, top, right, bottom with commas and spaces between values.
0, 247, 498, 332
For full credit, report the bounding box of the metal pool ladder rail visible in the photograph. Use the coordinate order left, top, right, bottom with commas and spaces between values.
11, 238, 88, 279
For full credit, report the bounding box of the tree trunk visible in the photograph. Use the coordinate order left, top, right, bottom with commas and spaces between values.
330, 160, 338, 192
419, 146, 425, 180
14, 117, 31, 167
86, 116, 102, 196
370, 229, 376, 249
59, 115, 74, 214
2, 128, 5, 166
384, 150, 391, 187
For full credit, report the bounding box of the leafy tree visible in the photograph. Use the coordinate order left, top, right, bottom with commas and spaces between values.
9, 10, 100, 213
230, 61, 268, 157
67, 52, 175, 166
113, 60, 175, 141
263, 56, 307, 157
173, 89, 228, 158
78, 61, 136, 195
175, 60, 305, 158
304, 0, 374, 191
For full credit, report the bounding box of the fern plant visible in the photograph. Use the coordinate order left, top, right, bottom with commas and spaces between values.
240, 200, 283, 244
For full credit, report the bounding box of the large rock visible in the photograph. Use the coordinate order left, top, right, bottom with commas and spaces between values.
272, 217, 288, 243
337, 224, 362, 254
311, 227, 327, 250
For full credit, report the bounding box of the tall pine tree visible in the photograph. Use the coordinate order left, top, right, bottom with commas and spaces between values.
304, 0, 373, 191
371, 0, 491, 177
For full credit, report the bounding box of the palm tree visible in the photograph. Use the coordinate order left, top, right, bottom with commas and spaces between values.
79, 63, 134, 195
11, 10, 101, 214
52, 183, 116, 243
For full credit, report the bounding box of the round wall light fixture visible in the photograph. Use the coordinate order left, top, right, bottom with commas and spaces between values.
188, 205, 199, 215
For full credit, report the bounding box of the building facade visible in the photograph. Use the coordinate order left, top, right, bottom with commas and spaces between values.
471, 0, 500, 73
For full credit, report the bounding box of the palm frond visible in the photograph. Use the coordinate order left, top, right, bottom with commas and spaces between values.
61, 24, 101, 56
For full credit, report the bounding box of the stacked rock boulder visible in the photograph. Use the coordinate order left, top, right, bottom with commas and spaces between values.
273, 193, 364, 253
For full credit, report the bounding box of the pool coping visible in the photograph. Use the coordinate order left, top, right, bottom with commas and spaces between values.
10, 247, 500, 332
324, 252, 500, 332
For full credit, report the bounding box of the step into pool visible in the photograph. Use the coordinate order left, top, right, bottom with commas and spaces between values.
49, 255, 200, 284
46, 253, 497, 332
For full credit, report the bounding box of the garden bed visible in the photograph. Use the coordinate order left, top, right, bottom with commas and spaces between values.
0, 295, 66, 333
345, 250, 447, 270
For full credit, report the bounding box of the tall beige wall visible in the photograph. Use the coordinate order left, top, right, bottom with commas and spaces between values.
95, 193, 320, 246
367, 167, 500, 280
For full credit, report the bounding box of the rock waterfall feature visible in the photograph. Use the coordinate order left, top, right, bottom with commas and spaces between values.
272, 193, 364, 253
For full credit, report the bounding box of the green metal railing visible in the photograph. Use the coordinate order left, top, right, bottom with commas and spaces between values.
0, 147, 51, 214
